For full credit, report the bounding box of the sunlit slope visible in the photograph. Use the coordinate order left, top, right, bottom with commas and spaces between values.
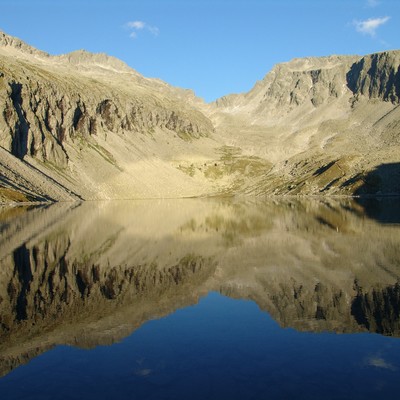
210, 52, 400, 195
1, 30, 399, 200
0, 31, 217, 200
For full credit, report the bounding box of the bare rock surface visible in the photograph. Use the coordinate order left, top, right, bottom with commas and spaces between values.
1, 30, 400, 201
210, 52, 400, 196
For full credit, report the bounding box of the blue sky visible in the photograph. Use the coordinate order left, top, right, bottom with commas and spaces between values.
1, 0, 399, 102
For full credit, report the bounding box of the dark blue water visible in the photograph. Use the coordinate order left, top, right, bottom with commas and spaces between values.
1, 292, 399, 400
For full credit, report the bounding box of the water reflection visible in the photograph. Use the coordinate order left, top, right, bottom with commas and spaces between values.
0, 198, 400, 379
355, 197, 400, 224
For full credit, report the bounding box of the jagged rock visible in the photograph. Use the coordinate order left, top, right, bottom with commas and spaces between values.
0, 31, 215, 200
0, 31, 49, 58
347, 51, 400, 103
210, 52, 400, 196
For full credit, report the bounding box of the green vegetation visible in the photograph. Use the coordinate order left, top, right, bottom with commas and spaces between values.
177, 131, 193, 142
0, 187, 31, 202
177, 163, 196, 177
37, 159, 78, 185
204, 146, 271, 180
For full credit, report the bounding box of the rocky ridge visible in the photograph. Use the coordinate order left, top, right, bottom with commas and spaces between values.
210, 51, 400, 196
0, 31, 215, 200
0, 31, 400, 201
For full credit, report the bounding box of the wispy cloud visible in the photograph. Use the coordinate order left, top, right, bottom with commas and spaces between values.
366, 0, 380, 8
353, 16, 390, 37
147, 26, 160, 36
125, 20, 159, 39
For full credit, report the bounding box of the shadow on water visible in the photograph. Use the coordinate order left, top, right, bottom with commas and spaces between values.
352, 163, 400, 223
356, 197, 400, 224
353, 163, 400, 196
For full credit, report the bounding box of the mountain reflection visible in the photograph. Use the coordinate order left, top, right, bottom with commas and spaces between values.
0, 198, 400, 377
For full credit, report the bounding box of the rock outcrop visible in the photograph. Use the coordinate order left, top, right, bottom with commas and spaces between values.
0, 31, 215, 200
215, 55, 358, 116
0, 31, 49, 58
211, 52, 400, 196
347, 51, 400, 103
214, 52, 400, 116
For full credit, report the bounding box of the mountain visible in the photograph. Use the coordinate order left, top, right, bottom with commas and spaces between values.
0, 31, 215, 201
0, 31, 399, 202
210, 52, 400, 196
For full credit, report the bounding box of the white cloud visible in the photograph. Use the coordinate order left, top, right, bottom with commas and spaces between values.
353, 16, 390, 37
126, 20, 159, 39
127, 21, 146, 30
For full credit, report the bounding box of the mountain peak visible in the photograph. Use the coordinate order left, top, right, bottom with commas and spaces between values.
0, 30, 49, 58
55, 49, 137, 74
0, 30, 138, 76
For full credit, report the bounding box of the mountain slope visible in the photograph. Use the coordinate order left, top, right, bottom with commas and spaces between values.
0, 31, 399, 201
0, 31, 217, 201
210, 52, 400, 196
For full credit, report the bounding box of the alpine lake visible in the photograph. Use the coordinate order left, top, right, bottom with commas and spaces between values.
0, 197, 400, 399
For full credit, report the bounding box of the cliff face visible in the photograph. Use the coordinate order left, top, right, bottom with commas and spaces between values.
0, 59, 212, 162
347, 51, 400, 103
0, 32, 215, 201
214, 52, 400, 116
0, 30, 400, 201
211, 51, 400, 196
215, 55, 358, 116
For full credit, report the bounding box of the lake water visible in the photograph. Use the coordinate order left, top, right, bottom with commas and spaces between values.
0, 198, 400, 399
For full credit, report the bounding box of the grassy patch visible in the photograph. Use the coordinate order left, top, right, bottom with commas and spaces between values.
0, 187, 31, 202
177, 131, 193, 142
37, 159, 77, 185
204, 146, 271, 181
177, 163, 196, 177
174, 145, 272, 194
